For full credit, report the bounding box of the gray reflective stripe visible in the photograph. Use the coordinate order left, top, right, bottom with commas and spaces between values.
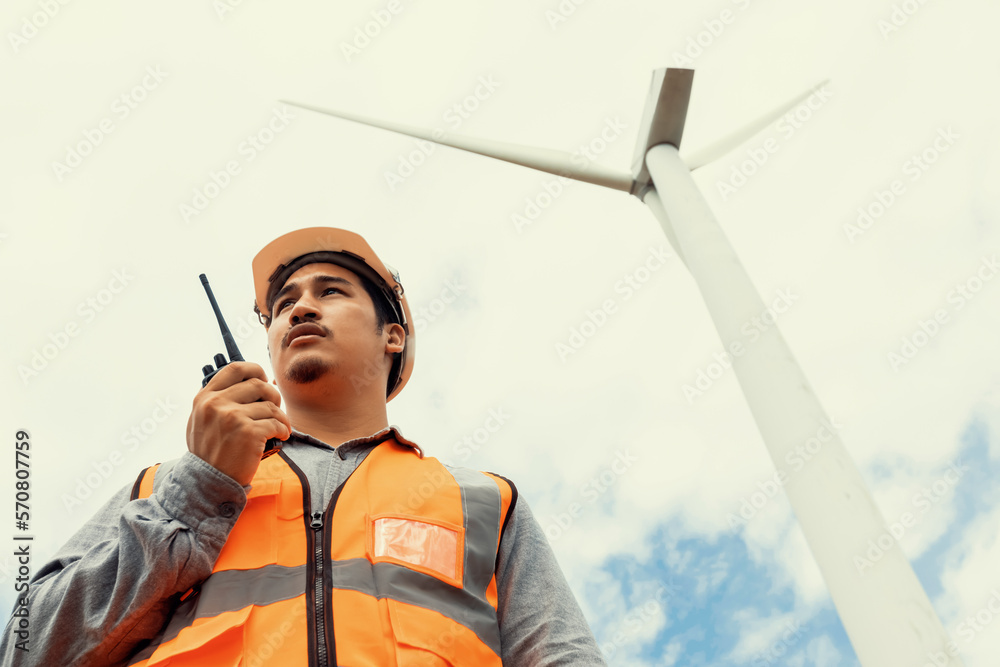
328, 558, 502, 656
129, 558, 501, 663
196, 563, 306, 617
445, 466, 502, 598
126, 564, 307, 664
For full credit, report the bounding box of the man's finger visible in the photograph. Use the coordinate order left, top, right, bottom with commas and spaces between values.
241, 402, 288, 424
257, 418, 292, 443
204, 362, 269, 390
222, 378, 282, 406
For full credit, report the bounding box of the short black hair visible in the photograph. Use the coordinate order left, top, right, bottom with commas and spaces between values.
356, 273, 394, 335
356, 273, 403, 397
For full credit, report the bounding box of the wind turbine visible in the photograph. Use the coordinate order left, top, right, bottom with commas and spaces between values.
282, 68, 960, 666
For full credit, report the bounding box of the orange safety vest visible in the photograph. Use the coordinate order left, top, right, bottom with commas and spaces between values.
126, 436, 517, 666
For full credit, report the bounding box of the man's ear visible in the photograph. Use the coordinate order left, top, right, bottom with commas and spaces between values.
384, 323, 405, 355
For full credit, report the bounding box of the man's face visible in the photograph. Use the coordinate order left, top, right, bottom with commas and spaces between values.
265, 262, 399, 397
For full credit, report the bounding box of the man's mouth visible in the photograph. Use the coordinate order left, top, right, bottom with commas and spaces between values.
285, 323, 327, 347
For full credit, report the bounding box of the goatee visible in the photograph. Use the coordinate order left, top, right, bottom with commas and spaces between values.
285, 357, 333, 384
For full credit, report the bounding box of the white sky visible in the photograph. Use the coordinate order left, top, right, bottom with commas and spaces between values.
2, 0, 999, 664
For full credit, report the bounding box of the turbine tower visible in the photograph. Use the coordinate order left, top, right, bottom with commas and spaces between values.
283, 68, 960, 666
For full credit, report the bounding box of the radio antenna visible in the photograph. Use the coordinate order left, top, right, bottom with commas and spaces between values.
199, 273, 244, 362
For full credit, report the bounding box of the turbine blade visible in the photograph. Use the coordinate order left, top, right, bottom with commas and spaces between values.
282, 100, 634, 193
682, 80, 830, 171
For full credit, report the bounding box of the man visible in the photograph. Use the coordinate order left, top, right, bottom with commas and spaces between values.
1, 227, 606, 666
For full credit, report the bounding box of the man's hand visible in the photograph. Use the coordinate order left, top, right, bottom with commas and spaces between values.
186, 362, 291, 486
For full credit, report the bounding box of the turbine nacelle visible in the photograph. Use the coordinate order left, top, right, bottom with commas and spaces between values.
629, 68, 693, 197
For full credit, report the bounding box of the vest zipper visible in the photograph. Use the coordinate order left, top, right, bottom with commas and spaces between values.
311, 511, 328, 667
280, 451, 335, 667
280, 443, 386, 666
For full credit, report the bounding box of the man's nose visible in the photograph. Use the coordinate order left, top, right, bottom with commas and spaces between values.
289, 298, 319, 323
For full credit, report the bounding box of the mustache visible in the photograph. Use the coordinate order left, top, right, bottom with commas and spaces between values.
282, 322, 331, 347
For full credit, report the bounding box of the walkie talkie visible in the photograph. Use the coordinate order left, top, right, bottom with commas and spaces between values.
199, 274, 283, 458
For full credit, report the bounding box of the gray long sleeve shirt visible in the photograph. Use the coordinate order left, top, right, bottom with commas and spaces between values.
0, 426, 606, 667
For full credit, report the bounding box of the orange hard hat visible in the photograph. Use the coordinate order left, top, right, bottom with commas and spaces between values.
252, 227, 414, 402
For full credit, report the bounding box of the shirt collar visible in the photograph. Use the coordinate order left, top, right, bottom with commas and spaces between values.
287, 424, 423, 459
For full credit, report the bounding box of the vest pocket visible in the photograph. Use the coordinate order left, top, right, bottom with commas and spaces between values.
246, 477, 282, 499
386, 598, 462, 666
143, 605, 252, 666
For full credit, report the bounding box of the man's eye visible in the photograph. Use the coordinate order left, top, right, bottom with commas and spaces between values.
323, 287, 342, 296
276, 299, 294, 313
